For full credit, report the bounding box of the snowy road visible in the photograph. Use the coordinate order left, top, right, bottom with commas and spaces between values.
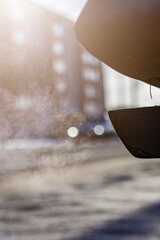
0, 143, 160, 239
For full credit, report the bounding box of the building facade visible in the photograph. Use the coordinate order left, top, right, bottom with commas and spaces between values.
103, 65, 160, 111
0, 0, 104, 138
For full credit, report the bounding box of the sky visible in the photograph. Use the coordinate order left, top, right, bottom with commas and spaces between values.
30, 0, 87, 21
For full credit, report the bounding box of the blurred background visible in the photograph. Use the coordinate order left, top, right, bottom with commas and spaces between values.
0, 1, 160, 240
0, 0, 159, 143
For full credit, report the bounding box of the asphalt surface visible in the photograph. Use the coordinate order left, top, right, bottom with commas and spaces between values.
0, 138, 127, 172
0, 140, 160, 239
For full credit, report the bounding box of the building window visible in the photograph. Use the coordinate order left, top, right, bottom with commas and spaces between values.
13, 30, 26, 44
58, 98, 68, 112
10, 7, 24, 22
84, 85, 97, 98
52, 41, 64, 56
81, 51, 99, 66
82, 68, 100, 82
56, 81, 67, 94
15, 96, 32, 110
51, 23, 64, 38
84, 102, 98, 115
53, 60, 67, 75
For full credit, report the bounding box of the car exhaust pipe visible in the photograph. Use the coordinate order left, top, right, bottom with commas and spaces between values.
109, 106, 160, 158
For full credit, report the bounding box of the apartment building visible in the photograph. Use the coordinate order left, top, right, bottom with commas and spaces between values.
0, 0, 104, 138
